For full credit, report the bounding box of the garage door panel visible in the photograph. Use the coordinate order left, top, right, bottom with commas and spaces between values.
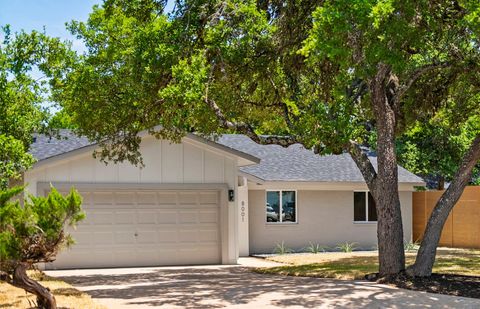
137, 192, 157, 205
47, 189, 222, 269
115, 192, 136, 205
138, 211, 157, 224
115, 231, 136, 244
93, 232, 115, 245
157, 192, 178, 204
71, 231, 94, 246
178, 192, 198, 204
115, 211, 136, 224
179, 211, 197, 223
136, 230, 158, 244
198, 230, 218, 242
158, 230, 178, 242
158, 212, 177, 224
199, 192, 219, 204
178, 230, 198, 242
92, 212, 115, 224
92, 192, 114, 205
115, 250, 137, 266
199, 211, 218, 223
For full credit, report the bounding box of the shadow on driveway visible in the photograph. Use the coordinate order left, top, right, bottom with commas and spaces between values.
49, 266, 480, 308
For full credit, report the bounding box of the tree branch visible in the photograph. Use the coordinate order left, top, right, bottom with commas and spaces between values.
409, 134, 480, 276
204, 97, 297, 146
348, 140, 378, 192
394, 62, 451, 105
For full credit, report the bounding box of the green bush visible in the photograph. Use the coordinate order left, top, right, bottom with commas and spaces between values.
0, 186, 85, 308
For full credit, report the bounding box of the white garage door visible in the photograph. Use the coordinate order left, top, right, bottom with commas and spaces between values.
47, 189, 221, 269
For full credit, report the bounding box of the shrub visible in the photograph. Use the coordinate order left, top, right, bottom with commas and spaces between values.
273, 241, 294, 255
305, 242, 329, 253
0, 186, 85, 309
336, 242, 358, 253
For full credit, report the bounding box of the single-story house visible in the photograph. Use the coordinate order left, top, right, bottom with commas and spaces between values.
27, 130, 424, 269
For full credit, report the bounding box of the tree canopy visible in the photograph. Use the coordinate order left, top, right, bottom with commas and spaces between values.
397, 114, 480, 189
0, 26, 74, 187
51, 0, 480, 276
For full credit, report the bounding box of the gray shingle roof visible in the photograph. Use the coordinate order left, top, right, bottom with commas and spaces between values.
217, 134, 424, 184
30, 130, 93, 161
29, 131, 424, 184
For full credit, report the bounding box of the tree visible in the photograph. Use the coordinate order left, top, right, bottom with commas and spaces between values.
51, 0, 480, 276
0, 135, 35, 189
396, 114, 480, 190
0, 186, 85, 309
0, 26, 74, 187
0, 25, 84, 308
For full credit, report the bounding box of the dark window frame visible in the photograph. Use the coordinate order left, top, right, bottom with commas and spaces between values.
353, 191, 377, 223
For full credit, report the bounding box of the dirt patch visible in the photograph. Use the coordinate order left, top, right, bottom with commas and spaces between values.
371, 273, 480, 299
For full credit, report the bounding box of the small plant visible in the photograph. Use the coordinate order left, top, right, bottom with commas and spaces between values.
273, 241, 294, 255
404, 240, 420, 252
336, 242, 357, 253
305, 242, 329, 254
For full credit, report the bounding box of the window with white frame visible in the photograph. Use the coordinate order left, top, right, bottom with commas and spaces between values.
266, 190, 297, 223
354, 191, 377, 222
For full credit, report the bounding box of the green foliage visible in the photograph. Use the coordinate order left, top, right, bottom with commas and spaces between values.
0, 135, 35, 189
47, 109, 77, 130
49, 0, 480, 166
397, 113, 480, 188
336, 242, 358, 253
0, 186, 85, 272
305, 242, 329, 254
1, 26, 73, 145
404, 240, 419, 252
273, 241, 294, 255
0, 26, 73, 188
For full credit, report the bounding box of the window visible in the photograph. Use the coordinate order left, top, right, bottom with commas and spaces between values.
354, 192, 377, 222
266, 190, 297, 223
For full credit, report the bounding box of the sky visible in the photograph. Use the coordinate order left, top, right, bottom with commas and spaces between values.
0, 0, 102, 52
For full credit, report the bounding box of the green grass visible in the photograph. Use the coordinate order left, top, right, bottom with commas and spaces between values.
255, 248, 480, 280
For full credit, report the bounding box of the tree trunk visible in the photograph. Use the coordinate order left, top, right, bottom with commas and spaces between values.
408, 135, 480, 277
370, 65, 405, 276
11, 262, 57, 309
349, 64, 405, 276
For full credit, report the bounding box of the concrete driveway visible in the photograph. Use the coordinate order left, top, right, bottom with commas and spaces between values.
46, 263, 480, 308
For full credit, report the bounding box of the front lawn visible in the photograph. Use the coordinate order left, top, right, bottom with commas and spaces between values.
256, 248, 480, 280
0, 271, 106, 309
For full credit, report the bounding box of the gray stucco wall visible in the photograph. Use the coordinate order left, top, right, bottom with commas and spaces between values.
248, 190, 412, 254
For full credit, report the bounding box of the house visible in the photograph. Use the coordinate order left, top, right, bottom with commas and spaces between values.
27, 130, 424, 269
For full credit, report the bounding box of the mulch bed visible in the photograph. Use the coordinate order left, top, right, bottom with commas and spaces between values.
367, 273, 480, 299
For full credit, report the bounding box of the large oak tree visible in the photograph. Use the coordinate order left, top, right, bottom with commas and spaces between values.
0, 26, 75, 188
52, 0, 480, 276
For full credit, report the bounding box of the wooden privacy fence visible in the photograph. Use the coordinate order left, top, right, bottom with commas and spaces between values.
413, 186, 480, 248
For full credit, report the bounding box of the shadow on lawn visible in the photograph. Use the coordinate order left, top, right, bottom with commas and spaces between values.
53, 266, 480, 308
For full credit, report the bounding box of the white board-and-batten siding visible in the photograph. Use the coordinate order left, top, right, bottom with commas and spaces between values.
25, 136, 237, 194
24, 135, 240, 264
